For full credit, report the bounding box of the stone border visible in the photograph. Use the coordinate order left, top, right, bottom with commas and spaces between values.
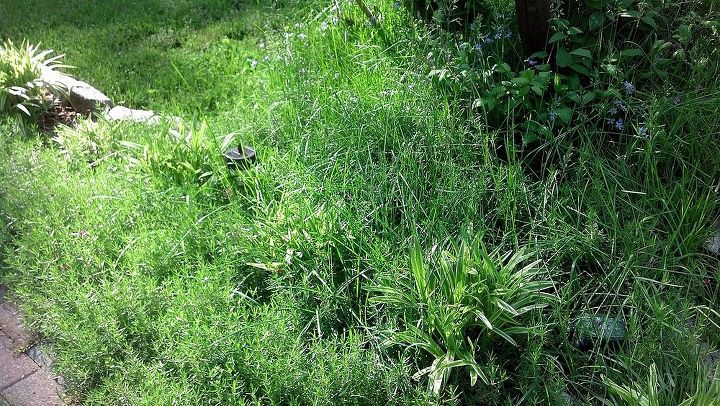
39, 66, 179, 126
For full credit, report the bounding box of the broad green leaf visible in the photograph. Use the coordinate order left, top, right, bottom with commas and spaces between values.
555, 106, 573, 124
620, 48, 645, 57
570, 48, 591, 59
568, 74, 581, 90
523, 131, 539, 144
556, 47, 573, 68
589, 12, 606, 31
570, 63, 591, 76
511, 77, 530, 86
641, 16, 658, 29
675, 24, 692, 45
520, 69, 535, 80
581, 91, 596, 105
548, 32, 567, 44
567, 92, 582, 103
495, 63, 512, 74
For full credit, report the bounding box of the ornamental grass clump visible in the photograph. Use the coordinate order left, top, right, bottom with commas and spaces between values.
373, 237, 556, 396
0, 39, 67, 116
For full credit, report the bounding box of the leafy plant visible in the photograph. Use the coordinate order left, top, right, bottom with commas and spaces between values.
52, 119, 117, 166
605, 363, 720, 406
119, 122, 220, 191
373, 237, 556, 396
0, 39, 67, 117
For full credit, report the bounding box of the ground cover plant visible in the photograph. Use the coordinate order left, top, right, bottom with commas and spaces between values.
0, 0, 719, 404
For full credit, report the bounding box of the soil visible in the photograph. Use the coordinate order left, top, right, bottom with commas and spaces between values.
37, 96, 81, 134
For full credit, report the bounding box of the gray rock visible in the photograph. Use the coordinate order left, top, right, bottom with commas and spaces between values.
706, 227, 720, 255
40, 66, 113, 113
39, 66, 80, 92
705, 348, 720, 380
26, 343, 53, 369
106, 106, 159, 124
67, 83, 113, 113
561, 391, 582, 406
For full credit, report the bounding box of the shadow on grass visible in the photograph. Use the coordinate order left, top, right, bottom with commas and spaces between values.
0, 0, 292, 112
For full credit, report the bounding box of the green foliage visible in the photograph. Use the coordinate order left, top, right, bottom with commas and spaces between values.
52, 119, 118, 166
373, 238, 555, 395
402, 0, 491, 28
0, 39, 66, 116
0, 0, 718, 404
419, 0, 719, 144
605, 363, 720, 406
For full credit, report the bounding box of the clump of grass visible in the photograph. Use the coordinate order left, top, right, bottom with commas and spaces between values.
373, 238, 555, 395
0, 39, 66, 116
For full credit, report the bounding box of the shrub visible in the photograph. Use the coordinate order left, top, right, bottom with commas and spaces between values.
0, 39, 67, 117
372, 237, 556, 396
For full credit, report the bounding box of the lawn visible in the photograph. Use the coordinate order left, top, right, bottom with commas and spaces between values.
1, 0, 719, 404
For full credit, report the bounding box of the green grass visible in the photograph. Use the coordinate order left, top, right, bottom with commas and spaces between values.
1, 0, 719, 404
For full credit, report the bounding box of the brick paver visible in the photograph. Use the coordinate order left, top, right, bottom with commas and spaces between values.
0, 334, 38, 391
0, 370, 65, 406
0, 290, 68, 406
0, 303, 35, 352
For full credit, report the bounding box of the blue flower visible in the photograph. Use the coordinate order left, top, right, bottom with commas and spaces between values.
623, 80, 635, 94
673, 95, 682, 106
608, 107, 618, 115
613, 99, 627, 112
525, 58, 538, 67
638, 126, 648, 137
548, 110, 558, 122
615, 118, 624, 130
606, 118, 615, 126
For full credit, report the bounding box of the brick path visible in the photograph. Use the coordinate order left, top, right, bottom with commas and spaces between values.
0, 286, 68, 406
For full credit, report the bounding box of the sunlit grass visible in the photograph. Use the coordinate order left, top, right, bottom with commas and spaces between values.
1, 0, 719, 404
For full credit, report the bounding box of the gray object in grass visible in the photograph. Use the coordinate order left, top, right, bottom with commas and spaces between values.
705, 226, 720, 255
571, 314, 627, 350
40, 66, 113, 113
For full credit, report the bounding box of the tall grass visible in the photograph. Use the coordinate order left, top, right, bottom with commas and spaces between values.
0, 0, 719, 404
